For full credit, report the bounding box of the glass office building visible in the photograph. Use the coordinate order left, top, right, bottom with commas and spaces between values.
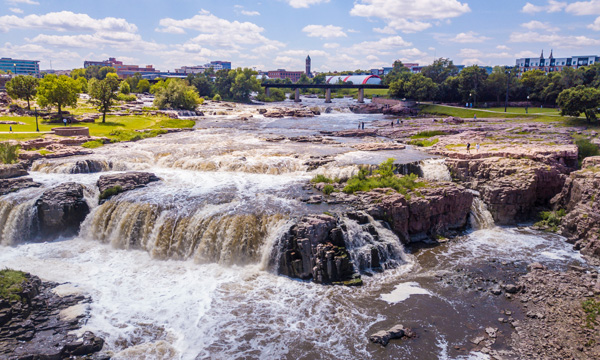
0, 58, 40, 77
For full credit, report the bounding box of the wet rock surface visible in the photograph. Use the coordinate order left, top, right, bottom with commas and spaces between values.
369, 324, 416, 346
97, 171, 160, 195
0, 163, 28, 179
510, 264, 600, 359
0, 177, 41, 196
0, 274, 104, 359
35, 182, 90, 239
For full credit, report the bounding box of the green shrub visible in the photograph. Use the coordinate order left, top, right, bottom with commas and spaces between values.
99, 185, 123, 200
535, 209, 567, 232
576, 138, 600, 165
81, 140, 104, 149
409, 138, 439, 147
213, 94, 222, 101
343, 158, 425, 195
38, 149, 52, 155
0, 269, 27, 301
410, 130, 447, 139
583, 298, 600, 329
116, 93, 137, 102
0, 142, 20, 164
109, 129, 167, 142
311, 174, 333, 184
323, 184, 334, 195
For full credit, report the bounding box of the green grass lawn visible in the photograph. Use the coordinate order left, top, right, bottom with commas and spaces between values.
0, 114, 195, 141
486, 107, 561, 115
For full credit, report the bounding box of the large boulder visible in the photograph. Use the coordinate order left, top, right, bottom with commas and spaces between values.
447, 157, 565, 224
0, 163, 27, 179
35, 182, 90, 239
96, 171, 160, 201
0, 177, 41, 196
277, 215, 361, 285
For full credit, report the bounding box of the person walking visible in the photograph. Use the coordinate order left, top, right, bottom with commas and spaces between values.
63, 118, 67, 127
358, 122, 361, 130
9, 126, 12, 133
467, 143, 471, 154
361, 122, 365, 130
391, 121, 394, 127
476, 143, 480, 152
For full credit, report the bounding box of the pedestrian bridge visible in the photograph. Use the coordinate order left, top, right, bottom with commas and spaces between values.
261, 83, 388, 103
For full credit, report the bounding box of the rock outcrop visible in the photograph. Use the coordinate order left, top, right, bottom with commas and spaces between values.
369, 324, 416, 346
35, 182, 90, 239
551, 160, 600, 262
447, 157, 565, 224
0, 164, 27, 179
97, 171, 160, 202
261, 107, 317, 118
0, 273, 105, 358
0, 177, 41, 196
277, 215, 362, 285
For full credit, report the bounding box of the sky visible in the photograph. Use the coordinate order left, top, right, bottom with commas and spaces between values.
1, 0, 600, 72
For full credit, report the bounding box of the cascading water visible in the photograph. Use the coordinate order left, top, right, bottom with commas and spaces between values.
419, 158, 452, 182
0, 197, 38, 246
470, 197, 495, 230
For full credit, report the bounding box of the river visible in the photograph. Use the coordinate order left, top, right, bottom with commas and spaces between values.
0, 99, 592, 359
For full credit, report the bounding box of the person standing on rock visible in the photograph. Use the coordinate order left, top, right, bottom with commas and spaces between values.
9, 125, 12, 133
391, 121, 394, 128
358, 122, 361, 130
362, 122, 365, 130
467, 143, 471, 153
476, 143, 480, 152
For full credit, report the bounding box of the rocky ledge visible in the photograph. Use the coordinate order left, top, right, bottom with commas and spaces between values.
447, 157, 565, 225
36, 182, 90, 240
551, 157, 600, 263
0, 272, 105, 359
510, 263, 600, 359
258, 107, 318, 118
97, 171, 160, 203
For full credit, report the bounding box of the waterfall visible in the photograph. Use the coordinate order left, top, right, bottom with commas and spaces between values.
80, 199, 289, 265
31, 159, 126, 174
341, 214, 407, 273
419, 159, 452, 182
0, 198, 38, 246
470, 197, 495, 230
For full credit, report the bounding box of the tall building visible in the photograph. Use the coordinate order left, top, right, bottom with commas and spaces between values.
84, 57, 123, 68
0, 57, 40, 77
210, 61, 231, 70
267, 69, 304, 82
516, 50, 599, 76
306, 55, 312, 78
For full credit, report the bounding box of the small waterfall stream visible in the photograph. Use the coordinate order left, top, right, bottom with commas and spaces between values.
470, 197, 496, 230
419, 158, 452, 182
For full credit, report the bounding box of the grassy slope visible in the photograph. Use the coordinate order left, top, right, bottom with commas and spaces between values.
0, 269, 27, 301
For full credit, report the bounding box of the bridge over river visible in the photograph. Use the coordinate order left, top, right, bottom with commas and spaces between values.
261, 83, 388, 103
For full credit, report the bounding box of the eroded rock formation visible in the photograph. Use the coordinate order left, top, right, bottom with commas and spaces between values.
36, 182, 90, 239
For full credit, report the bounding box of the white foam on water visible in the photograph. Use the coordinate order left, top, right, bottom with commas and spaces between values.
380, 282, 433, 304
420, 158, 452, 182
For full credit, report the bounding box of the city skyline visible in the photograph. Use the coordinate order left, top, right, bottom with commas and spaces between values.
1, 1, 600, 72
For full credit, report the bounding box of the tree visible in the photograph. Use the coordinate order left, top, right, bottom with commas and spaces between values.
6, 75, 39, 110
36, 74, 79, 117
70, 68, 86, 80
389, 79, 406, 99
153, 79, 200, 110
136, 79, 150, 93
421, 58, 458, 84
403, 74, 438, 101
457, 65, 488, 105
383, 60, 411, 86
230, 68, 261, 102
120, 81, 131, 94
188, 73, 214, 97
84, 65, 116, 80
88, 76, 119, 123
485, 67, 508, 104
519, 70, 547, 103
124, 73, 142, 93
557, 85, 600, 123
150, 79, 168, 94
297, 73, 311, 85
215, 69, 234, 99
76, 77, 88, 94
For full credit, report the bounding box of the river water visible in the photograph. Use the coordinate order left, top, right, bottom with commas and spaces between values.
0, 99, 592, 359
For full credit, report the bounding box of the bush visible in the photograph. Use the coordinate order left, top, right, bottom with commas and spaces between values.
0, 142, 20, 164
0, 269, 27, 301
323, 184, 334, 195
198, 97, 205, 105
213, 94, 222, 101
576, 138, 600, 165
82, 140, 104, 149
534, 209, 566, 232
343, 158, 425, 195
99, 185, 123, 200
117, 93, 137, 102
311, 174, 333, 183
409, 138, 439, 147
583, 298, 600, 329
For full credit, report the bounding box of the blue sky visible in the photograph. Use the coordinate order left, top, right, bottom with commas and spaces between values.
1, 0, 600, 72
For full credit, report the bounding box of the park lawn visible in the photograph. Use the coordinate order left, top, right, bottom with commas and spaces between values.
486, 107, 561, 115
0, 114, 195, 141
419, 104, 581, 124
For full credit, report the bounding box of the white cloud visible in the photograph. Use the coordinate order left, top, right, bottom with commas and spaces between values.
350, 0, 470, 33
521, 1, 566, 13
590, 16, 600, 30
281, 49, 328, 57
347, 29, 360, 33
302, 24, 347, 38
241, 10, 260, 16
9, 8, 23, 13
29, 32, 165, 52
6, 0, 39, 4
273, 56, 303, 69
509, 31, 600, 47
323, 42, 339, 49
157, 10, 283, 50
0, 11, 137, 33
285, 0, 329, 8
366, 55, 379, 61
515, 50, 540, 58
496, 45, 510, 50
350, 36, 412, 55
373, 26, 396, 34
521, 20, 559, 32
566, 0, 600, 15
449, 31, 491, 43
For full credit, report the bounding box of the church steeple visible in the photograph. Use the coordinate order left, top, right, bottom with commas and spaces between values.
540, 49, 544, 59
305, 55, 312, 78
549, 49, 553, 59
